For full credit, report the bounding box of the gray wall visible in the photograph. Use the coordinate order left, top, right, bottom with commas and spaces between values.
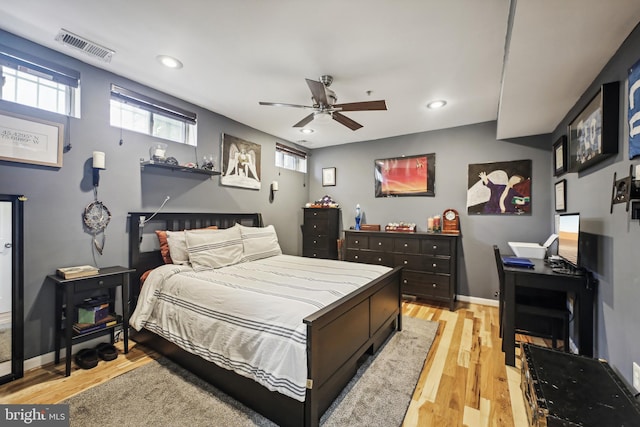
308, 122, 552, 300
0, 30, 309, 360
550, 22, 640, 387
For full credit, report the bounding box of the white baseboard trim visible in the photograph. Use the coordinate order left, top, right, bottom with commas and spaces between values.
457, 295, 499, 307
24, 336, 107, 372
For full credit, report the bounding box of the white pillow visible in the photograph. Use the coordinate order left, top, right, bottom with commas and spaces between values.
185, 226, 243, 271
165, 227, 219, 265
238, 224, 282, 262
165, 230, 190, 265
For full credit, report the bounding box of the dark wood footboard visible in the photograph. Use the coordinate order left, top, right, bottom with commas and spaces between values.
127, 212, 402, 427
304, 266, 402, 426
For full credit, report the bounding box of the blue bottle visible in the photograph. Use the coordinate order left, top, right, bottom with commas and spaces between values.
355, 204, 361, 230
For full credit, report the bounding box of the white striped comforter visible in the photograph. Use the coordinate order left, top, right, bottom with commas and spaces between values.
129, 254, 391, 402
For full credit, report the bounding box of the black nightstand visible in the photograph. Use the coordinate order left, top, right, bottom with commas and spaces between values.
47, 266, 134, 376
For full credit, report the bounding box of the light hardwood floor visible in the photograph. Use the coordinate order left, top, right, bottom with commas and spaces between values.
1, 300, 540, 426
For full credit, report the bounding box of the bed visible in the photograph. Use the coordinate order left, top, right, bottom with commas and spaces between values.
127, 212, 402, 427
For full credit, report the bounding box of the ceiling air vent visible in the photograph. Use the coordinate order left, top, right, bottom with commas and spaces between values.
55, 29, 114, 63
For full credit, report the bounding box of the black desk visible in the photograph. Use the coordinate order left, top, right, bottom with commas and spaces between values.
502, 258, 596, 366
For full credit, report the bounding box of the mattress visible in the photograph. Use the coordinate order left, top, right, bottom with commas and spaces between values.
129, 254, 391, 401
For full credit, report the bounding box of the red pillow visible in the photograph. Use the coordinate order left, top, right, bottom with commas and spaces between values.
155, 226, 219, 264
155, 230, 173, 264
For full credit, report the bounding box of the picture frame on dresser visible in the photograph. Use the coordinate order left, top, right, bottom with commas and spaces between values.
568, 81, 619, 173
553, 136, 567, 176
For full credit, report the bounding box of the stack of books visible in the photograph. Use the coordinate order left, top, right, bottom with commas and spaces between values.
73, 314, 119, 335
56, 265, 99, 279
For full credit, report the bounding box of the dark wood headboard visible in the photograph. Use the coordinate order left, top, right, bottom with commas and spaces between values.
127, 212, 263, 304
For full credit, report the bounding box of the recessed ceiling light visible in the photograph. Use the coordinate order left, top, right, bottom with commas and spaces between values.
156, 55, 183, 69
300, 128, 315, 134
426, 100, 447, 109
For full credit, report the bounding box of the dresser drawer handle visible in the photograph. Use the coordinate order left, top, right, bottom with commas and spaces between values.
355, 240, 359, 244
432, 245, 437, 250
432, 283, 437, 288
313, 240, 317, 244
98, 280, 104, 285
403, 279, 407, 284
377, 257, 382, 262
354, 255, 359, 259
404, 243, 408, 247
313, 212, 318, 216
432, 263, 437, 268
403, 260, 408, 265
378, 242, 382, 246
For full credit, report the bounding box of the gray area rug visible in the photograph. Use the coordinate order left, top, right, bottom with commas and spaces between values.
64, 316, 438, 427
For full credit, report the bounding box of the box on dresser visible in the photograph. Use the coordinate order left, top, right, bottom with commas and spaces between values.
344, 230, 459, 310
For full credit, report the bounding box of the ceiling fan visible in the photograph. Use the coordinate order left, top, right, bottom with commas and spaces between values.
259, 75, 387, 130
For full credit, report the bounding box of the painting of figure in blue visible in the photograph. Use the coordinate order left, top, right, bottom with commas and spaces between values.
467, 159, 532, 215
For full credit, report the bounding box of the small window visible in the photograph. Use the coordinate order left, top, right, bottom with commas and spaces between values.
110, 84, 197, 146
275, 143, 307, 173
0, 44, 80, 117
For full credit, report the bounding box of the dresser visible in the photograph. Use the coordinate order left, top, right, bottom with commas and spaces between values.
302, 208, 340, 259
344, 230, 458, 310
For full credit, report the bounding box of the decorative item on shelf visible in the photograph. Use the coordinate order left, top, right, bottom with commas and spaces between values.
201, 155, 215, 171
442, 209, 460, 234
355, 204, 361, 230
384, 222, 416, 232
149, 143, 168, 162
427, 216, 434, 232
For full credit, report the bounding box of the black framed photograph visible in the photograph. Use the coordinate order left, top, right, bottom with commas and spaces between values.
555, 179, 567, 212
322, 167, 336, 186
553, 136, 567, 176
374, 153, 435, 197
568, 81, 619, 173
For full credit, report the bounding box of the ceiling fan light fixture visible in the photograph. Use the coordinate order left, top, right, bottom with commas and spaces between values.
314, 111, 333, 123
156, 55, 183, 69
427, 100, 447, 109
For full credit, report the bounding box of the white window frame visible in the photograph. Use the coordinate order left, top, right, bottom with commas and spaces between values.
275, 142, 307, 173
0, 44, 80, 117
109, 84, 197, 146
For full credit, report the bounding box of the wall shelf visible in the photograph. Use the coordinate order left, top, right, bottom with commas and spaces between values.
140, 161, 221, 177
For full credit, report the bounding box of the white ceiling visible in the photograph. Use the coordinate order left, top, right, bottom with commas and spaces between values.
1, 0, 639, 149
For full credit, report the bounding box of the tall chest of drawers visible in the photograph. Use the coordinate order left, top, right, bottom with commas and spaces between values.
302, 208, 340, 259
344, 230, 458, 310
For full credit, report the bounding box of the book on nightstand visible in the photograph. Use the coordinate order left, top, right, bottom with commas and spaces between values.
56, 265, 99, 279
73, 314, 118, 335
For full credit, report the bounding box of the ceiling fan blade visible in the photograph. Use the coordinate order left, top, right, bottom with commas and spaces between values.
306, 78, 328, 106
332, 112, 363, 130
334, 100, 387, 111
293, 113, 315, 128
259, 101, 313, 109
